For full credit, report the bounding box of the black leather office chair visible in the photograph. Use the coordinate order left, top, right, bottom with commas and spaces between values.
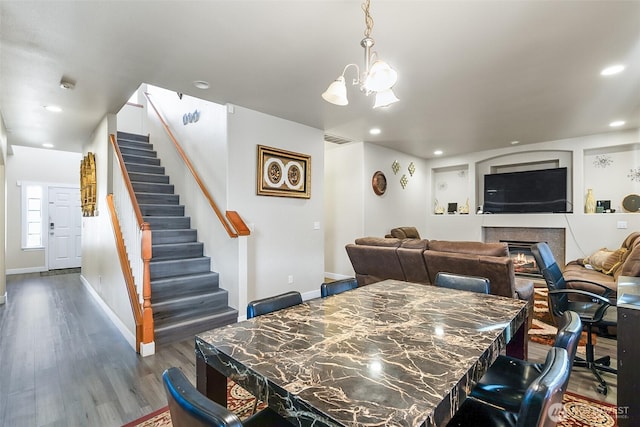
531, 242, 617, 395
162, 367, 293, 427
246, 291, 303, 319
447, 347, 571, 427
470, 311, 582, 412
434, 272, 490, 294
320, 278, 358, 298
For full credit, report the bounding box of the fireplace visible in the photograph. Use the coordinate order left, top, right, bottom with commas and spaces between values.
483, 227, 565, 271
502, 240, 541, 277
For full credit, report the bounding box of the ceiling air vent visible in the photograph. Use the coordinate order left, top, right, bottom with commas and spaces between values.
324, 134, 353, 145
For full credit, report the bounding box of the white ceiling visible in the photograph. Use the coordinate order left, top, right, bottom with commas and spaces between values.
1, 1, 639, 159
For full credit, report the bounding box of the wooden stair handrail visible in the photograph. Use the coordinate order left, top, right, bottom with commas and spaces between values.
144, 92, 250, 238
107, 194, 155, 352
109, 134, 144, 227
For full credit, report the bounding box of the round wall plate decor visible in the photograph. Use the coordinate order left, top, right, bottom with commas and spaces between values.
372, 171, 387, 195
622, 194, 640, 212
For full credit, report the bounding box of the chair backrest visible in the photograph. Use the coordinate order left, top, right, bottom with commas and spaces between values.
553, 311, 582, 371
162, 367, 243, 427
516, 347, 571, 427
531, 242, 569, 316
320, 278, 358, 298
246, 291, 303, 319
434, 272, 490, 294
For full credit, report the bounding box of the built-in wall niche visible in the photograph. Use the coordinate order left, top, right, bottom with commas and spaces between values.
584, 144, 640, 213
432, 164, 469, 214
476, 151, 573, 212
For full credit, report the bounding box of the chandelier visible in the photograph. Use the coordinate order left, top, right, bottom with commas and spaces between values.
321, 0, 399, 109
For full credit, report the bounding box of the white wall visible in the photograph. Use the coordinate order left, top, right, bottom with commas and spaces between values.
0, 114, 6, 303
5, 146, 82, 273
80, 114, 136, 339
324, 142, 364, 278
228, 106, 325, 300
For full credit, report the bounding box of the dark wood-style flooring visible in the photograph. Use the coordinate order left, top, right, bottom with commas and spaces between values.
0, 273, 617, 426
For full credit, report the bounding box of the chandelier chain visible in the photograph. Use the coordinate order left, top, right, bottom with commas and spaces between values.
362, 0, 374, 38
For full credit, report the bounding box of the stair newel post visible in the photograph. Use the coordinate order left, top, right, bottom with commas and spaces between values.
141, 222, 154, 346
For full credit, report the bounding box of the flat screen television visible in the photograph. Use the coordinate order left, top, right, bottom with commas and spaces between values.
483, 167, 569, 213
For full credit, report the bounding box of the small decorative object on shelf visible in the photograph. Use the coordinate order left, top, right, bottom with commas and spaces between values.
434, 199, 445, 215
400, 174, 408, 189
459, 198, 470, 214
622, 194, 640, 212
392, 160, 400, 175
585, 188, 596, 214
447, 202, 458, 214
408, 162, 415, 176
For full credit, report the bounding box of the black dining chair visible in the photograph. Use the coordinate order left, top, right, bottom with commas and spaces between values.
246, 291, 303, 319
447, 347, 571, 427
162, 367, 293, 427
531, 242, 617, 395
320, 278, 358, 298
470, 311, 582, 412
434, 272, 490, 294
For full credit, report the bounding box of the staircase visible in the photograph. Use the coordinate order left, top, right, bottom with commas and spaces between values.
116, 131, 238, 345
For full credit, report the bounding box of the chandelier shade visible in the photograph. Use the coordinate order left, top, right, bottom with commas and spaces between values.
364, 60, 398, 92
373, 88, 400, 109
322, 76, 349, 106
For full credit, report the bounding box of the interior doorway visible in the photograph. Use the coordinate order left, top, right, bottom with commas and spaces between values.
48, 186, 82, 270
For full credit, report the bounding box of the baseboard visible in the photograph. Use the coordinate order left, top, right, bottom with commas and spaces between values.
0, 292, 6, 305
6, 266, 47, 275
79, 274, 137, 352
302, 289, 321, 301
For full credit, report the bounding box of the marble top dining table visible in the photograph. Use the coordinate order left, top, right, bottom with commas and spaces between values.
195, 279, 528, 427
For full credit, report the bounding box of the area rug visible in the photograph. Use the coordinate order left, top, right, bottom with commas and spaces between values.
122, 380, 266, 427
528, 287, 594, 352
123, 386, 617, 427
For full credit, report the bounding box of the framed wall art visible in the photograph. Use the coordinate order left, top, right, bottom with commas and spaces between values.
257, 145, 311, 198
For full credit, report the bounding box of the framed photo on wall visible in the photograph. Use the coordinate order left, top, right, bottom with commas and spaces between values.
257, 145, 311, 198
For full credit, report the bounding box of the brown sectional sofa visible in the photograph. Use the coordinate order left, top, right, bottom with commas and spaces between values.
563, 231, 640, 298
345, 237, 534, 304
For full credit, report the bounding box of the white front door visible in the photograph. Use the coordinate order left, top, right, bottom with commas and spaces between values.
48, 186, 82, 270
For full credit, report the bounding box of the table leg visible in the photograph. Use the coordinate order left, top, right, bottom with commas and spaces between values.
506, 316, 528, 360
196, 351, 227, 406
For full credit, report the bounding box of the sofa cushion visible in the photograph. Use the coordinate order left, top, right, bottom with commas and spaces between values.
355, 237, 402, 247
428, 240, 508, 257
389, 226, 421, 239
345, 243, 405, 286
400, 239, 429, 250
617, 236, 640, 279
582, 247, 627, 275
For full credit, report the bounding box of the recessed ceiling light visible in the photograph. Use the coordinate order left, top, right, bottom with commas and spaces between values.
42, 143, 54, 148
510, 140, 520, 145
44, 105, 62, 112
369, 128, 381, 135
193, 80, 210, 89
600, 64, 625, 76
609, 120, 626, 127
434, 150, 443, 156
